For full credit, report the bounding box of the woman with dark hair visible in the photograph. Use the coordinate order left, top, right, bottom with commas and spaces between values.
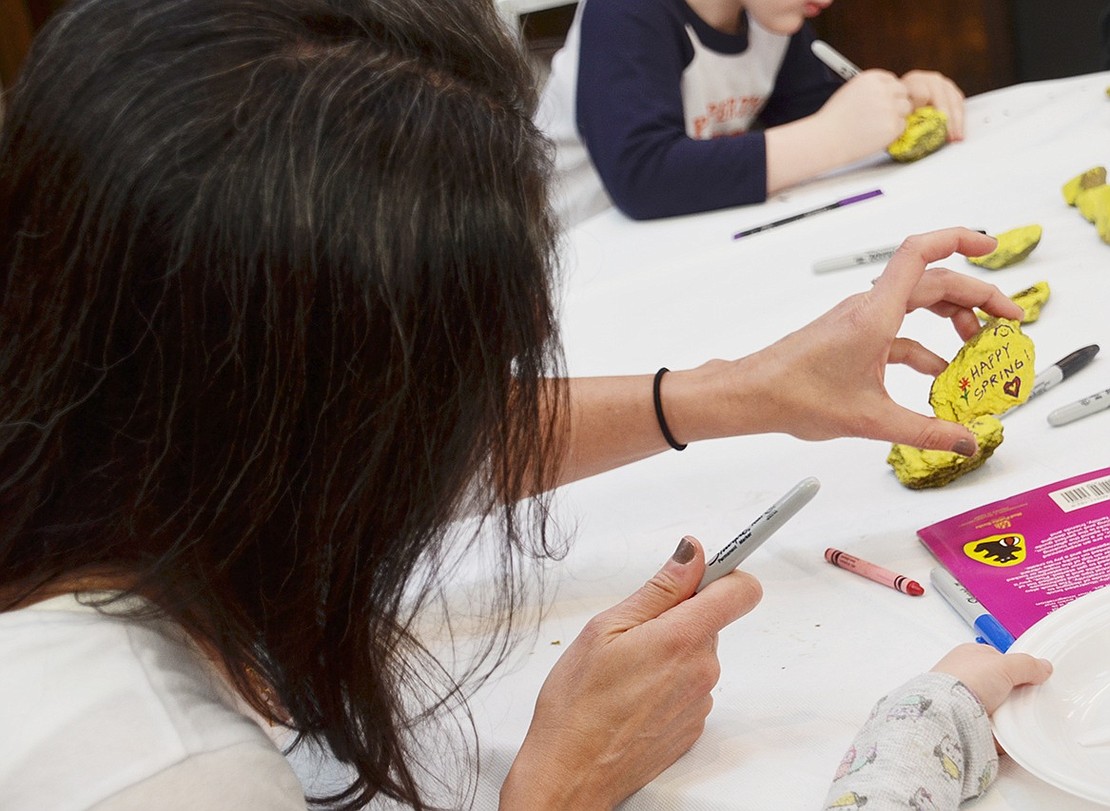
0, 1, 1048, 809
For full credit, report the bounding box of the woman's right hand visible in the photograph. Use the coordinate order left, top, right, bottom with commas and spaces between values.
500, 536, 762, 810
665, 228, 1024, 457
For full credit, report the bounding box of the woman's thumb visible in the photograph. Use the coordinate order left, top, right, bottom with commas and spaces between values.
898, 412, 980, 457
610, 536, 705, 627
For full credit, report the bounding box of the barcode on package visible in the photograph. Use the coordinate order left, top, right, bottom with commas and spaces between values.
1049, 475, 1110, 512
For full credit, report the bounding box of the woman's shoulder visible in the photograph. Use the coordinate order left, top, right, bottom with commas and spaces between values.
0, 595, 295, 809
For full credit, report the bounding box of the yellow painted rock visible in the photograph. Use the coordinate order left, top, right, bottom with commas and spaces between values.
977, 281, 1050, 324
1062, 166, 1107, 205
967, 225, 1042, 269
887, 106, 948, 163
887, 416, 1003, 489
887, 320, 1034, 489
930, 319, 1035, 422
1076, 184, 1110, 224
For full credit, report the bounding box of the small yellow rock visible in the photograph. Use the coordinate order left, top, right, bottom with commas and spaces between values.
887, 106, 948, 163
967, 225, 1042, 269
1062, 167, 1107, 205
887, 416, 1004, 489
977, 281, 1051, 324
1076, 185, 1110, 224
930, 319, 1035, 423
1009, 281, 1051, 322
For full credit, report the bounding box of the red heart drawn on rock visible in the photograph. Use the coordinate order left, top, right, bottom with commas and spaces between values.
1003, 377, 1021, 398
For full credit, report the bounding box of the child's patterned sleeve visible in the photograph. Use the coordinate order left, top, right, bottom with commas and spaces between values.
822, 672, 997, 810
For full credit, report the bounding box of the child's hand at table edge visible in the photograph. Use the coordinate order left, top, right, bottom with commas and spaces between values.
499, 536, 762, 811
930, 642, 1053, 716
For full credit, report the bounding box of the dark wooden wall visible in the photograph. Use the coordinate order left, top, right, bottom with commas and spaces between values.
810, 1, 1018, 97
1008, 0, 1108, 82
1, 0, 36, 90
521, 1, 1109, 98
4, 1, 1108, 95
1, 0, 64, 88
811, 0, 1108, 98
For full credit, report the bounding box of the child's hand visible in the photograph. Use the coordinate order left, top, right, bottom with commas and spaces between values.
819, 69, 914, 160
930, 642, 1052, 714
899, 69, 966, 140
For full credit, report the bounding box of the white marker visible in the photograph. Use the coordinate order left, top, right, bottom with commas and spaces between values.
697, 477, 820, 592
1047, 385, 1110, 427
811, 39, 861, 81
813, 244, 898, 273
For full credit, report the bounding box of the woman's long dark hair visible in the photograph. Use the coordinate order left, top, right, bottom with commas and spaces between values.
0, 0, 564, 807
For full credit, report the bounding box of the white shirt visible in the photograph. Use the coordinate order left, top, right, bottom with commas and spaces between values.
0, 594, 306, 810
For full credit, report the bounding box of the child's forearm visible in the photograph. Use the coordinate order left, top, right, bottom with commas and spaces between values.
763, 115, 864, 195
823, 672, 998, 810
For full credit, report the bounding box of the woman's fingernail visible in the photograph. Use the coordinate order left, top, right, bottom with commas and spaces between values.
671, 537, 695, 564
952, 438, 977, 457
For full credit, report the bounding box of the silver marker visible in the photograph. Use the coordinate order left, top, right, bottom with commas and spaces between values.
811, 40, 861, 81
697, 477, 821, 592
1047, 385, 1110, 427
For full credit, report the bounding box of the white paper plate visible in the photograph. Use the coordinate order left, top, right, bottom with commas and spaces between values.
993, 585, 1110, 806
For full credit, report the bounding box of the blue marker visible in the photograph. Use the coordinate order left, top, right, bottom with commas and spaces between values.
929, 567, 1016, 652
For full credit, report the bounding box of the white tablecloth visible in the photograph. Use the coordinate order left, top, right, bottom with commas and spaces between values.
460, 72, 1110, 810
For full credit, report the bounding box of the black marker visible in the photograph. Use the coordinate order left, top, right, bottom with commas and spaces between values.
1028, 344, 1100, 400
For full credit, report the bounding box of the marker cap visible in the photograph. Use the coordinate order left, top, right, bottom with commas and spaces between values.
973, 614, 1016, 653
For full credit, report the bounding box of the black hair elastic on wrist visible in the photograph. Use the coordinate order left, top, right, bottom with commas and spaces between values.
653, 367, 687, 451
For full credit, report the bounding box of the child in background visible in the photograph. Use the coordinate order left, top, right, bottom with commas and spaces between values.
538, 0, 966, 224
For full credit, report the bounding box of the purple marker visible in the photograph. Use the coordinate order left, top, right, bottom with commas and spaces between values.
732, 189, 884, 240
